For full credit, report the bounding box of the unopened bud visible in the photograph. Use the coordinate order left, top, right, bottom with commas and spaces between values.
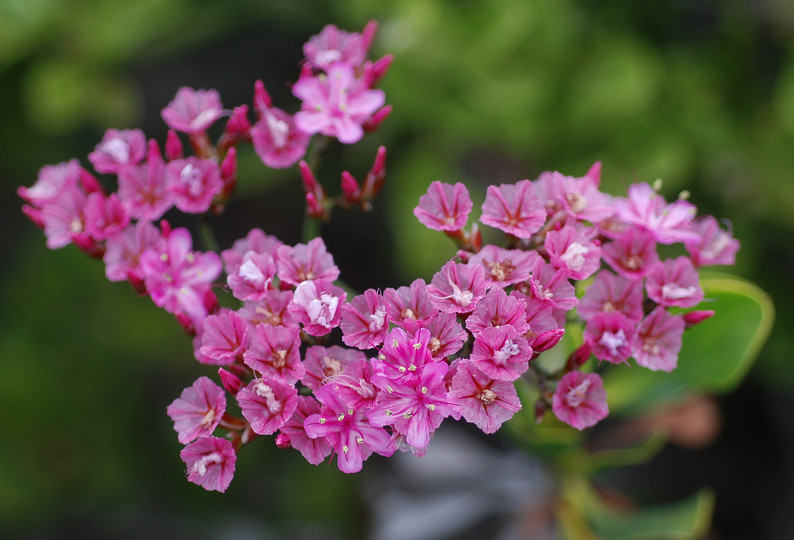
253, 79, 273, 112
221, 147, 237, 184
362, 20, 378, 51
299, 160, 319, 193
341, 171, 360, 203
165, 129, 183, 160
224, 105, 251, 136
305, 192, 325, 218
532, 328, 565, 352
363, 105, 392, 132
535, 399, 547, 424
79, 169, 103, 194
683, 310, 714, 328
218, 368, 243, 395
275, 432, 291, 449
569, 343, 592, 368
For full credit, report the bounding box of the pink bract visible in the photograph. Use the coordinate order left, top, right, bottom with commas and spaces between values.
276, 236, 339, 286
195, 309, 249, 366
165, 157, 223, 214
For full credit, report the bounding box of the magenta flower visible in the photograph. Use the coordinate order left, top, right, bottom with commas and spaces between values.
19, 159, 82, 207
465, 287, 529, 337
407, 312, 467, 360
368, 361, 457, 449
302, 345, 366, 392
237, 289, 297, 328
480, 180, 546, 238
583, 312, 635, 365
161, 87, 224, 134
325, 357, 380, 412
645, 256, 703, 308
83, 192, 130, 241
467, 245, 538, 289
303, 24, 369, 70
167, 376, 226, 444
237, 376, 298, 435
633, 306, 685, 372
545, 223, 601, 280
601, 227, 659, 280
413, 181, 473, 232
180, 436, 236, 492
288, 278, 346, 336
139, 227, 223, 323
226, 251, 278, 302
117, 140, 173, 221
275, 236, 339, 286
383, 278, 436, 331
427, 260, 487, 314
685, 215, 740, 267
373, 327, 433, 385
304, 384, 393, 473
195, 309, 249, 365
614, 183, 699, 245
243, 324, 305, 384
526, 259, 578, 311
340, 288, 390, 349
165, 157, 223, 214
251, 106, 310, 169
40, 181, 91, 250
449, 361, 521, 434
88, 128, 147, 174
222, 228, 283, 271
552, 371, 609, 430
535, 164, 614, 223
578, 270, 644, 323
103, 219, 161, 284
470, 326, 532, 381
278, 396, 332, 465
293, 62, 385, 144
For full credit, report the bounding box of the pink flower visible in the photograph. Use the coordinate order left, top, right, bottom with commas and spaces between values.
383, 278, 436, 331
449, 361, 521, 434
535, 164, 614, 223
19, 159, 82, 207
601, 227, 659, 280
275, 237, 339, 286
117, 140, 173, 221
226, 251, 278, 302
578, 270, 644, 323
243, 324, 305, 384
237, 376, 298, 435
545, 223, 601, 280
684, 215, 740, 267
373, 327, 433, 385
465, 288, 529, 337
413, 181, 473, 232
103, 220, 161, 284
470, 326, 532, 381
167, 376, 226, 444
407, 312, 467, 360
293, 63, 385, 144
88, 128, 147, 174
180, 436, 236, 492
303, 24, 369, 70
161, 87, 224, 134
526, 258, 578, 311
289, 279, 346, 336
324, 357, 380, 412
278, 396, 332, 465
251, 106, 310, 168
83, 192, 130, 241
340, 288, 390, 349
467, 245, 538, 289
40, 181, 90, 250
195, 309, 249, 365
583, 312, 635, 365
614, 183, 699, 245
645, 256, 703, 308
480, 179, 546, 238
139, 227, 223, 323
237, 289, 296, 328
165, 157, 222, 214
304, 384, 393, 473
302, 345, 366, 392
552, 371, 609, 430
427, 260, 487, 314
633, 306, 685, 372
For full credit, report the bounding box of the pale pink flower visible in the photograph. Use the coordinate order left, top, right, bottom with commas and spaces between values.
633, 306, 685, 372
275, 237, 339, 286
161, 87, 224, 134
465, 287, 529, 337
117, 140, 173, 221
167, 376, 226, 444
645, 256, 703, 308
552, 371, 608, 430
103, 220, 161, 284
278, 396, 332, 465
427, 260, 487, 314
578, 270, 644, 323
251, 106, 310, 168
289, 279, 346, 336
237, 376, 298, 435
302, 345, 366, 392
88, 128, 147, 174
467, 245, 538, 289
180, 436, 236, 492
470, 326, 532, 381
413, 181, 473, 232
583, 312, 635, 365
340, 288, 390, 349
195, 309, 249, 365
614, 183, 699, 245
165, 157, 222, 214
243, 324, 305, 384
545, 223, 601, 280
293, 63, 385, 144
480, 179, 546, 238
684, 215, 740, 267
449, 361, 521, 434
601, 227, 659, 280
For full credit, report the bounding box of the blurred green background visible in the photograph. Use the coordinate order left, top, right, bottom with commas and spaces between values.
1, 0, 793, 538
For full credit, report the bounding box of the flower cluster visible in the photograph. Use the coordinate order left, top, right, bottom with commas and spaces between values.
19, 22, 739, 493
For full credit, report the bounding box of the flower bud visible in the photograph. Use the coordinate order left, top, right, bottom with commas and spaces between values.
218, 368, 243, 395
253, 79, 273, 112
275, 432, 291, 449
165, 130, 183, 160
341, 171, 360, 203
683, 310, 715, 328
532, 328, 565, 352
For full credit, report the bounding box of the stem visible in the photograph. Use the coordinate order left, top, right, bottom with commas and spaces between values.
198, 214, 219, 253
301, 212, 321, 243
